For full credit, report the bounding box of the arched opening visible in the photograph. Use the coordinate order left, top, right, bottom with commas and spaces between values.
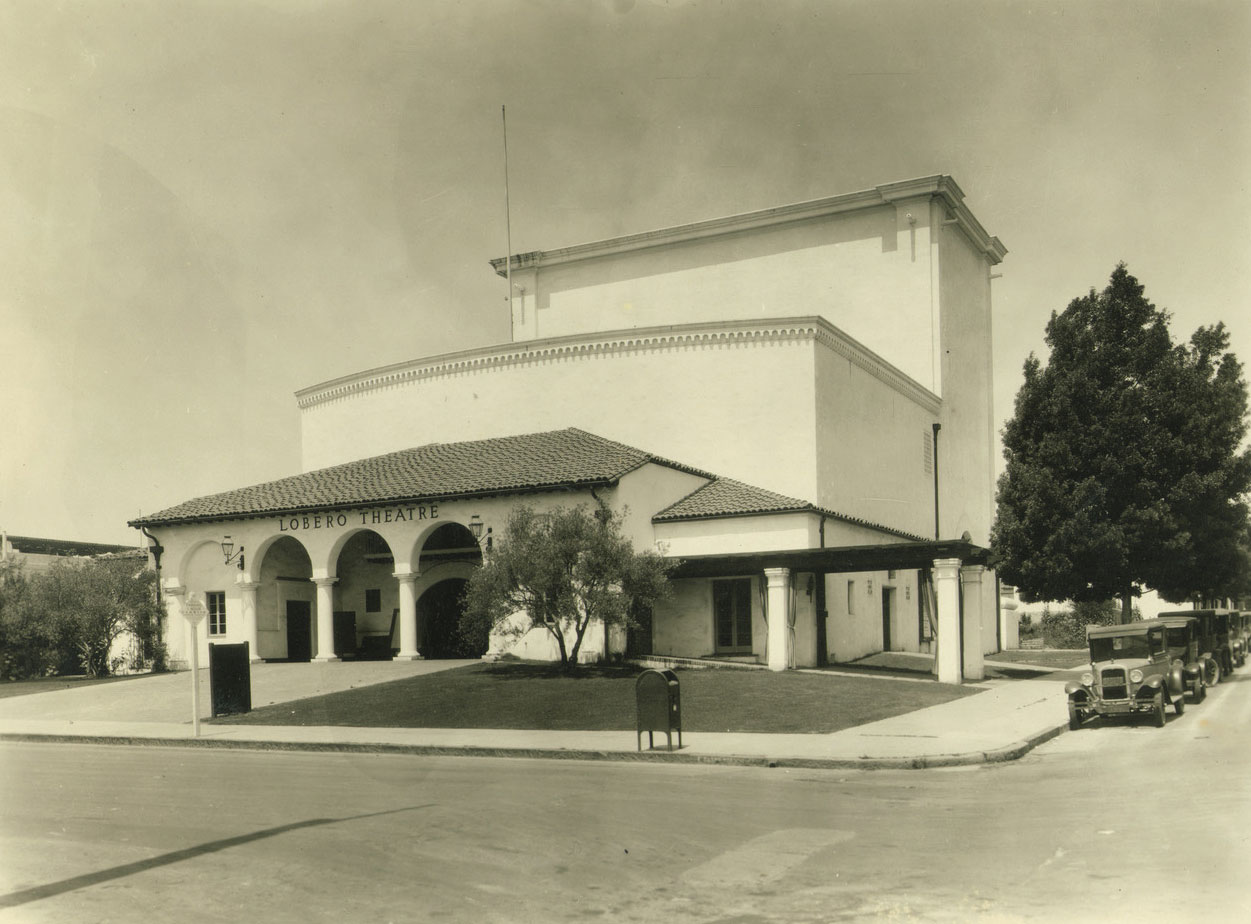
418, 523, 483, 570
334, 530, 396, 658
257, 536, 314, 661
413, 523, 486, 659
417, 578, 486, 659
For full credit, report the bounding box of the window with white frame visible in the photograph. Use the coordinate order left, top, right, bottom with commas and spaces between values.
206, 591, 226, 636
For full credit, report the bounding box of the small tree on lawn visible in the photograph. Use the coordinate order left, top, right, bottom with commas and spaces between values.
460, 501, 672, 670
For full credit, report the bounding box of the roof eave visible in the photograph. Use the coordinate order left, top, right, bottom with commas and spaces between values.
129, 476, 624, 530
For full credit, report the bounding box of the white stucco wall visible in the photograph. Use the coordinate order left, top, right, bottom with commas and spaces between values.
824, 569, 923, 663
652, 575, 766, 662
300, 321, 823, 504
510, 202, 939, 392
813, 337, 939, 537
935, 202, 997, 545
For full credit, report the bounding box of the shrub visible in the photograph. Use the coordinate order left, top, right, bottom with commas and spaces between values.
1040, 600, 1124, 648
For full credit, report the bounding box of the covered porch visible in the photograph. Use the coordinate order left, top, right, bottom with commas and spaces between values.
662, 537, 995, 684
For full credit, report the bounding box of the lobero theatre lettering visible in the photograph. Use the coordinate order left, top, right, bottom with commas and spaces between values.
277, 505, 438, 532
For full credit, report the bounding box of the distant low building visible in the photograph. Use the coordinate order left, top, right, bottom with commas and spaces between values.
1, 532, 140, 574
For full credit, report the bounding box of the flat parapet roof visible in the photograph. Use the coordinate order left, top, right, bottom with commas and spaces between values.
489, 174, 1007, 276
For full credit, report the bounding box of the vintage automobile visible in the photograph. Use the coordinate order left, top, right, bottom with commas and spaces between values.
1155, 615, 1207, 702
1162, 609, 1236, 682
1228, 611, 1248, 668
1066, 621, 1185, 730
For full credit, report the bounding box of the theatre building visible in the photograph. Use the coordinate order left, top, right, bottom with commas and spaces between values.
131, 175, 1007, 684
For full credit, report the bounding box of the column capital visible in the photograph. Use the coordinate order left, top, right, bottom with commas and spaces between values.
164, 583, 186, 597
959, 564, 986, 583
238, 580, 262, 591
313, 576, 338, 589
763, 566, 791, 587
932, 557, 962, 577
392, 571, 419, 586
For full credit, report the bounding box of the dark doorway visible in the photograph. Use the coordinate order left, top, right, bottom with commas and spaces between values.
286, 600, 312, 662
418, 579, 485, 659
881, 587, 893, 652
713, 578, 753, 654
626, 602, 653, 657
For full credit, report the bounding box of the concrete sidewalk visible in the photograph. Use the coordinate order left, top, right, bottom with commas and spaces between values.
0, 659, 1075, 770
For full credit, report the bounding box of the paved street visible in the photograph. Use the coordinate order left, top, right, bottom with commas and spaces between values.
1, 674, 1247, 923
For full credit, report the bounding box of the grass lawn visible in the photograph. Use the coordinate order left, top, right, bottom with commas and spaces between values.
0, 672, 155, 701
988, 649, 1089, 669
212, 661, 980, 734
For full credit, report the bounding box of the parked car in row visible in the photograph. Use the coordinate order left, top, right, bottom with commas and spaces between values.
1155, 614, 1208, 701
1160, 609, 1238, 683
1068, 609, 1241, 731
1066, 621, 1186, 730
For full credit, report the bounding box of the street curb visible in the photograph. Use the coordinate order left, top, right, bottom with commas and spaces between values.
0, 721, 1069, 770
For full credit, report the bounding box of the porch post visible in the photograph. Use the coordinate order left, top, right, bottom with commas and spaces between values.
239, 580, 262, 662
393, 571, 422, 660
932, 558, 962, 684
960, 565, 986, 681
312, 577, 339, 662
764, 567, 791, 672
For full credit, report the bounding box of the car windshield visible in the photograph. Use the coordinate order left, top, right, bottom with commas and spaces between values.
1164, 627, 1190, 650
1090, 634, 1151, 661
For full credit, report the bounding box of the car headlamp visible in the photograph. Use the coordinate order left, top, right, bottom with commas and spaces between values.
1082, 672, 1094, 686
1129, 669, 1144, 683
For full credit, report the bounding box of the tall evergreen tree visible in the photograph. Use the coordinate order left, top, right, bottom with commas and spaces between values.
992, 265, 1251, 621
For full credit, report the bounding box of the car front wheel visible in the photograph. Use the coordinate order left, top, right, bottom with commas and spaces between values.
1204, 658, 1222, 687
1068, 702, 1083, 731
1173, 692, 1185, 716
1153, 692, 1166, 727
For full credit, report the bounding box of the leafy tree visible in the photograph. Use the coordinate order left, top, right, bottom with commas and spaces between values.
21, 556, 164, 677
461, 501, 673, 669
992, 265, 1251, 622
0, 558, 53, 679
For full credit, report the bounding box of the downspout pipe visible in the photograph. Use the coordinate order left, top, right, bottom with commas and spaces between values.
816, 515, 828, 667
931, 422, 941, 540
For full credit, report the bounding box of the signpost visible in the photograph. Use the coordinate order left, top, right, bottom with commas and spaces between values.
183, 598, 208, 737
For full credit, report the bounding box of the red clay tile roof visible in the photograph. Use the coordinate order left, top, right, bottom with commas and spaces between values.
129, 428, 712, 527
655, 478, 811, 519
654, 479, 925, 541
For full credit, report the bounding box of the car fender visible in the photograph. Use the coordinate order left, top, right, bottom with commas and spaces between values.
1167, 666, 1186, 695
1064, 681, 1089, 700
1136, 677, 1163, 699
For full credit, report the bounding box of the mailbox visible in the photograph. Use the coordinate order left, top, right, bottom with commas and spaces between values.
636, 668, 681, 751
208, 642, 252, 717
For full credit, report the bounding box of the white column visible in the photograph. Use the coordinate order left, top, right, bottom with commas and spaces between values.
960, 565, 986, 681
933, 558, 962, 684
164, 584, 189, 669
394, 571, 422, 660
764, 567, 791, 672
239, 580, 262, 662
312, 577, 339, 662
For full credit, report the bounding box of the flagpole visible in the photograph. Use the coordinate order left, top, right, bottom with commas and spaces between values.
502, 104, 514, 339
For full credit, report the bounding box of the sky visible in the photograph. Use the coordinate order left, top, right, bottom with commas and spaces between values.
1, 0, 1248, 547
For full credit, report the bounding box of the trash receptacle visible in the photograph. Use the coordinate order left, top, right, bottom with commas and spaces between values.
636, 668, 681, 751
208, 641, 252, 717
